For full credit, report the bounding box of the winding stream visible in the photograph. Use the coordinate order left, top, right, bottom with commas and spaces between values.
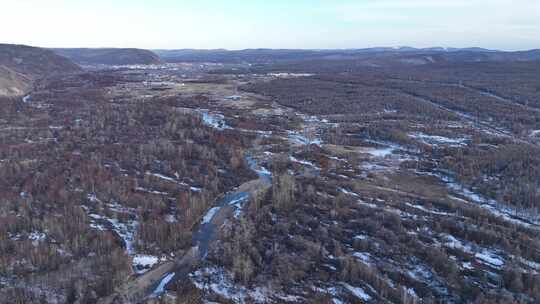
150, 155, 272, 297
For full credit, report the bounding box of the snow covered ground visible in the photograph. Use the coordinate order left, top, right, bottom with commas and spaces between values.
289, 156, 320, 169
342, 283, 372, 301
200, 111, 230, 130
315, 283, 374, 304
364, 147, 394, 157
339, 187, 360, 197
190, 267, 302, 303
133, 255, 160, 274
135, 187, 169, 195
404, 202, 454, 216
475, 250, 505, 268
287, 130, 322, 146
109, 218, 138, 254
530, 130, 540, 137
269, 73, 314, 78
409, 132, 469, 147
148, 172, 177, 183
352, 252, 373, 264
84, 195, 145, 271
441, 233, 506, 269
417, 170, 540, 229
146, 172, 203, 192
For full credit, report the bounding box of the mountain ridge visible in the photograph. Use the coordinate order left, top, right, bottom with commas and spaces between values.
153, 47, 540, 64
51, 48, 162, 65
0, 43, 81, 96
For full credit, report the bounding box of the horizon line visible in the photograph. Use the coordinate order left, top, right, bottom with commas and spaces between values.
4, 43, 538, 53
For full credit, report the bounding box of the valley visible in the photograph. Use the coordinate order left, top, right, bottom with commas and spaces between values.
0, 47, 540, 304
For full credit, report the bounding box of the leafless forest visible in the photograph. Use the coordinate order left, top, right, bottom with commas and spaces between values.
1, 45, 540, 303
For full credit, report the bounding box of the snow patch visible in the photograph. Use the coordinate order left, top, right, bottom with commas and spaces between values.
269, 72, 314, 78
418, 170, 540, 228
191, 267, 286, 303
475, 250, 505, 268
201, 111, 230, 130
108, 217, 138, 255
149, 172, 177, 183
28, 231, 46, 242
409, 132, 468, 147
289, 156, 319, 168
339, 187, 360, 197
365, 147, 394, 157
287, 130, 322, 146
135, 187, 169, 195
133, 254, 160, 274
352, 252, 372, 264
530, 130, 540, 137
342, 283, 371, 301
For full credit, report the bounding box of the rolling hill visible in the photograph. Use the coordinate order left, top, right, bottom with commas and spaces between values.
52, 48, 162, 66
0, 44, 81, 96
154, 47, 540, 65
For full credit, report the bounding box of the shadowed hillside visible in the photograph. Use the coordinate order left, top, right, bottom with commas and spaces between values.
52, 48, 162, 66
0, 44, 81, 96
154, 47, 540, 65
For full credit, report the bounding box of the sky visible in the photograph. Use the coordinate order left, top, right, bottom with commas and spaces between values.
1, 0, 539, 50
